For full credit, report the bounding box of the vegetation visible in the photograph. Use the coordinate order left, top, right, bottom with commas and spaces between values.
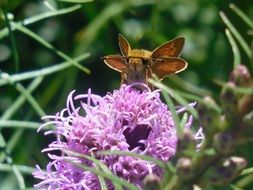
0, 0, 252, 189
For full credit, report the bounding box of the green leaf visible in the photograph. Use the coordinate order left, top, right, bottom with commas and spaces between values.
0, 163, 35, 174
91, 153, 109, 190
220, 11, 251, 59
0, 53, 90, 87
225, 29, 241, 69
11, 22, 90, 74
230, 184, 243, 190
0, 5, 82, 40
213, 79, 253, 95
56, 0, 93, 3
149, 77, 182, 134
1, 77, 43, 120
241, 167, 253, 175
169, 75, 212, 97
0, 120, 42, 130
229, 3, 253, 29
149, 78, 199, 119
97, 151, 166, 172
1, 74, 46, 117
63, 149, 139, 190
11, 165, 25, 189
3, 9, 19, 72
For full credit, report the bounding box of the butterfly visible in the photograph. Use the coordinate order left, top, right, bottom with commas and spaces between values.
102, 34, 187, 88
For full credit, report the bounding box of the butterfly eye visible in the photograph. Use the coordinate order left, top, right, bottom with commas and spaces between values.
142, 58, 148, 66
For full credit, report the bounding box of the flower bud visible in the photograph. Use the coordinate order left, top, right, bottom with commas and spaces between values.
176, 128, 195, 154
197, 96, 220, 134
224, 156, 247, 172
229, 65, 251, 87
238, 94, 253, 116
213, 133, 234, 155
229, 65, 253, 116
209, 156, 247, 185
243, 111, 253, 128
143, 174, 161, 190
220, 82, 238, 120
176, 157, 193, 180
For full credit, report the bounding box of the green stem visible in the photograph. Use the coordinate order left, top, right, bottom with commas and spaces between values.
225, 29, 241, 69
3, 10, 19, 72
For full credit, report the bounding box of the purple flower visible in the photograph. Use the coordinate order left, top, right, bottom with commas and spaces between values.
33, 83, 203, 189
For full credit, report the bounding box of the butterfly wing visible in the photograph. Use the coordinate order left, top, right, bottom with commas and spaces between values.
151, 37, 185, 58
150, 57, 188, 79
118, 34, 131, 56
102, 55, 126, 72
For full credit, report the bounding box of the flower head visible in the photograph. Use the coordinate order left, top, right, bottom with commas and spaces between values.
33, 83, 202, 189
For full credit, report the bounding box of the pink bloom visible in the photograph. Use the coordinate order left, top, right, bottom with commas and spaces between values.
33, 83, 203, 189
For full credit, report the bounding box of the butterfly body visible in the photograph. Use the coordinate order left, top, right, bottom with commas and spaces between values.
103, 34, 188, 87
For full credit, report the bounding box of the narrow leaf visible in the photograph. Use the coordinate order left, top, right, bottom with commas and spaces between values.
229, 3, 253, 28
12, 22, 90, 74
220, 11, 251, 59
3, 10, 19, 72
0, 120, 42, 130
56, 0, 93, 3
1, 77, 43, 120
0, 5, 82, 40
225, 29, 241, 68
0, 53, 90, 87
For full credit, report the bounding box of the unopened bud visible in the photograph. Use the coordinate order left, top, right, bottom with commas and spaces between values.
243, 111, 253, 127
229, 65, 251, 87
238, 94, 253, 116
210, 156, 247, 185
143, 174, 161, 190
177, 128, 195, 153
192, 184, 202, 190
176, 157, 193, 180
220, 82, 238, 120
197, 96, 220, 133
224, 156, 247, 173
213, 133, 234, 155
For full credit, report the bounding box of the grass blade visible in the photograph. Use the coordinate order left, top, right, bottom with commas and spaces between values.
0, 120, 42, 130
0, 5, 82, 40
91, 153, 109, 190
149, 78, 199, 119
3, 10, 19, 72
6, 129, 23, 157
56, 0, 93, 3
229, 3, 253, 29
149, 78, 181, 132
173, 89, 222, 113
241, 167, 253, 175
220, 11, 251, 59
12, 164, 25, 189
97, 150, 165, 168
0, 53, 90, 86
225, 29, 241, 68
168, 75, 212, 97
1, 74, 45, 117
213, 79, 253, 95
12, 22, 90, 74
1, 77, 43, 120
0, 163, 35, 174
63, 149, 139, 190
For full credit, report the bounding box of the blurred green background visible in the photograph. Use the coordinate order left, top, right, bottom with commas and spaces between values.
0, 0, 252, 189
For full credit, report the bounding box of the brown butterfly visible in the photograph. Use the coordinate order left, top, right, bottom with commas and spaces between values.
102, 34, 187, 88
